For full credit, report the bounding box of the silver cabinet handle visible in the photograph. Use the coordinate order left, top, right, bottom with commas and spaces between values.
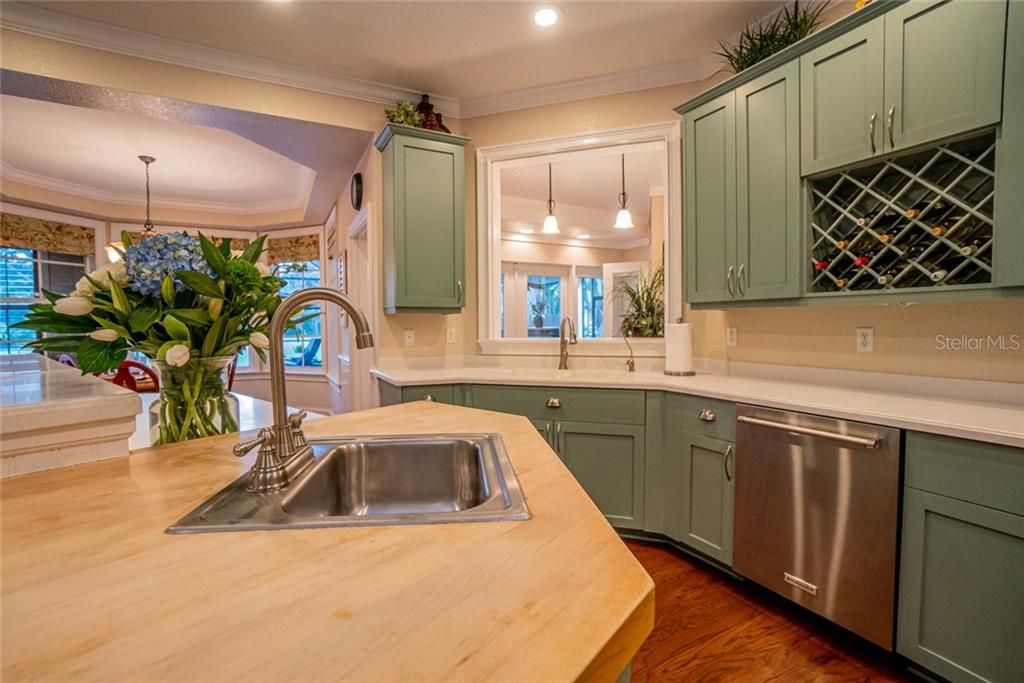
456, 280, 464, 304
726, 266, 735, 298
423, 394, 435, 402
737, 415, 882, 449
546, 397, 561, 408
887, 105, 896, 149
737, 264, 746, 297
699, 408, 716, 422
544, 422, 551, 441
724, 444, 734, 482
868, 112, 877, 154
556, 422, 562, 451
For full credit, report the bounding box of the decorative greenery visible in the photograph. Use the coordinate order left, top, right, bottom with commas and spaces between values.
716, 1, 831, 73
615, 261, 665, 338
384, 100, 424, 127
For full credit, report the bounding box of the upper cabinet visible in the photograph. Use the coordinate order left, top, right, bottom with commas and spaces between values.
684, 62, 801, 305
376, 124, 470, 314
801, 0, 1007, 176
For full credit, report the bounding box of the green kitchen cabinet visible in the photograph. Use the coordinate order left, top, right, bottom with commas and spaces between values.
897, 488, 1024, 683
684, 91, 736, 304
674, 433, 735, 566
376, 124, 470, 314
554, 420, 646, 530
800, 17, 885, 175
995, 0, 1024, 288
883, 0, 1007, 152
531, 419, 554, 446
735, 60, 802, 301
400, 384, 455, 404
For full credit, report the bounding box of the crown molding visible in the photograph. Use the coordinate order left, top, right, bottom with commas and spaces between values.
1, 159, 316, 215
0, 3, 461, 118
0, 3, 722, 122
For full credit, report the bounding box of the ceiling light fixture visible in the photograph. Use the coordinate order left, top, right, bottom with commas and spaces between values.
106, 154, 159, 262
519, 227, 535, 234
542, 163, 560, 234
613, 153, 634, 229
577, 234, 590, 239
533, 4, 561, 27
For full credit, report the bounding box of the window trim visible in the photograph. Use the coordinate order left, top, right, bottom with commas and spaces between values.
475, 122, 681, 357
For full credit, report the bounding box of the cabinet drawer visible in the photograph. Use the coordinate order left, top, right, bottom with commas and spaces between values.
469, 385, 645, 425
906, 432, 1024, 517
669, 393, 736, 441
401, 384, 455, 404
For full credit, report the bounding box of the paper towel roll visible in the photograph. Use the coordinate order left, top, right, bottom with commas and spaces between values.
664, 323, 695, 376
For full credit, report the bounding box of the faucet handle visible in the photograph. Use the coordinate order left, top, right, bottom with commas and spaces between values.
288, 410, 309, 450
234, 427, 275, 458
288, 409, 307, 428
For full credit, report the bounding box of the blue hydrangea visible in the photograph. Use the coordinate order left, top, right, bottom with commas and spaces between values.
125, 232, 213, 297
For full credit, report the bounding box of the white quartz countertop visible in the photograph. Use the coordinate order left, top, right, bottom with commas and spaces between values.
371, 366, 1024, 449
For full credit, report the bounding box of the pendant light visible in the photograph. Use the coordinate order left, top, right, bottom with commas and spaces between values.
105, 155, 158, 262
613, 153, 634, 229
542, 162, 560, 234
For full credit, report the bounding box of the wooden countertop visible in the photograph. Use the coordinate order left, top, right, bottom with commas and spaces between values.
1, 403, 654, 682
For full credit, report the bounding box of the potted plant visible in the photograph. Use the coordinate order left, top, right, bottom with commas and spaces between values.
14, 231, 309, 444
529, 291, 547, 330
716, 0, 831, 73
615, 261, 665, 338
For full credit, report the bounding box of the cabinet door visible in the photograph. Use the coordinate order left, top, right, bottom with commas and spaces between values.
684, 92, 737, 304
531, 419, 554, 449
884, 0, 1006, 152
401, 384, 454, 404
995, 0, 1024, 287
389, 134, 465, 311
555, 421, 645, 530
675, 433, 735, 566
735, 61, 802, 301
800, 17, 885, 175
897, 487, 1024, 683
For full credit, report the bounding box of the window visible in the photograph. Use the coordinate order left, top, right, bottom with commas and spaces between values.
0, 247, 89, 355
526, 275, 562, 338
500, 263, 568, 338
578, 274, 604, 338
275, 260, 322, 368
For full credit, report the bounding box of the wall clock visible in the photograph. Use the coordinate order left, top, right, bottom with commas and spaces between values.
350, 172, 363, 210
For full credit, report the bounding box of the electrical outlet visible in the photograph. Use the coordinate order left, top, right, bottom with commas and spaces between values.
856, 327, 874, 353
446, 327, 456, 344
727, 327, 738, 347
403, 329, 415, 347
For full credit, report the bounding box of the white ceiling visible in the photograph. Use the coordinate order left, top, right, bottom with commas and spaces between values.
0, 95, 315, 214
7, 1, 784, 116
500, 148, 663, 246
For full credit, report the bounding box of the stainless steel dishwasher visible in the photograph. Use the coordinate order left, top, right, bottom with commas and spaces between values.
733, 404, 901, 649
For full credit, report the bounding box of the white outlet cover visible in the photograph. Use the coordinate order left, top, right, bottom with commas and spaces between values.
446, 327, 456, 344
856, 327, 874, 353
403, 329, 415, 347
727, 327, 738, 347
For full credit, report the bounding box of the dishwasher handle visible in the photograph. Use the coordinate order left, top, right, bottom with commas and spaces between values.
737, 415, 883, 449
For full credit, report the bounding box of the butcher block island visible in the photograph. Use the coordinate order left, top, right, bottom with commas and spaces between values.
1, 402, 654, 682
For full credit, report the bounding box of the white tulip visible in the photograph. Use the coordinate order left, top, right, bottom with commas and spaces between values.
165, 344, 191, 367
255, 261, 271, 277
54, 297, 94, 316
249, 331, 270, 349
74, 277, 95, 297
88, 328, 119, 342
230, 249, 244, 258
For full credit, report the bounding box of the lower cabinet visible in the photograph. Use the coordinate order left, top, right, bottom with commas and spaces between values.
672, 433, 735, 566
553, 421, 645, 531
531, 419, 553, 445
897, 488, 1024, 683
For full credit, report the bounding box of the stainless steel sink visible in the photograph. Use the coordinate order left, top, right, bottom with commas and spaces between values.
167, 434, 530, 533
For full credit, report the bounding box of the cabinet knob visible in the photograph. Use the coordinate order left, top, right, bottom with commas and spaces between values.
546, 397, 561, 408
699, 408, 716, 422
423, 394, 435, 402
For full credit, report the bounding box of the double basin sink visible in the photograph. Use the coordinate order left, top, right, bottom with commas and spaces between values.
168, 434, 530, 533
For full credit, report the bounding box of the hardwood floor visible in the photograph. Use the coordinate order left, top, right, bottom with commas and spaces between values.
626, 540, 915, 682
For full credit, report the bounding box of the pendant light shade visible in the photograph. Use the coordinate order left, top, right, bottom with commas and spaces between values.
613, 153, 634, 229
541, 162, 560, 234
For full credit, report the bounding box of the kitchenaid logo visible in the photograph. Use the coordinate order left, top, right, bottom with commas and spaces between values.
934, 334, 1021, 351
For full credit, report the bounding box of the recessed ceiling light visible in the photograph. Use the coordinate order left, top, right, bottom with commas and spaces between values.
577, 234, 590, 239
519, 228, 534, 234
533, 5, 562, 27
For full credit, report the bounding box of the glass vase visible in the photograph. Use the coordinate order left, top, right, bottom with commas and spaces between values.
149, 356, 240, 445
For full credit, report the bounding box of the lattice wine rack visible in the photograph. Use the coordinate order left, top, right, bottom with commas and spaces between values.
809, 132, 995, 294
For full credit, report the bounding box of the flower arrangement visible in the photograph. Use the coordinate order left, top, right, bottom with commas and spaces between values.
715, 0, 831, 73
615, 260, 665, 338
15, 231, 300, 443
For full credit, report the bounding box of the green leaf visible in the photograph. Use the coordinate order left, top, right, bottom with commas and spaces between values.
202, 314, 227, 358
91, 315, 131, 339
240, 235, 266, 264
218, 237, 233, 258
163, 315, 191, 343
13, 316, 96, 333
175, 270, 224, 299
40, 289, 63, 304
157, 340, 179, 360
168, 308, 212, 327
24, 335, 87, 352
121, 230, 134, 248
161, 276, 176, 306
128, 305, 161, 333
108, 278, 131, 314
198, 232, 228, 278
76, 337, 128, 374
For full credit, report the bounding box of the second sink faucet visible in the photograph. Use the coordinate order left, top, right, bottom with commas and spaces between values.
558, 315, 577, 370
233, 287, 374, 493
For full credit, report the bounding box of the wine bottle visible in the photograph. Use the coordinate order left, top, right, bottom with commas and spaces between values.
857, 207, 900, 228
903, 198, 948, 220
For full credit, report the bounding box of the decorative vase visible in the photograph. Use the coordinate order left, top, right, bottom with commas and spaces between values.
533, 314, 545, 329
149, 356, 240, 445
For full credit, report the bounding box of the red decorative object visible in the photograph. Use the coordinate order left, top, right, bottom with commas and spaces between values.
813, 260, 829, 272
854, 255, 871, 268
98, 360, 160, 393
